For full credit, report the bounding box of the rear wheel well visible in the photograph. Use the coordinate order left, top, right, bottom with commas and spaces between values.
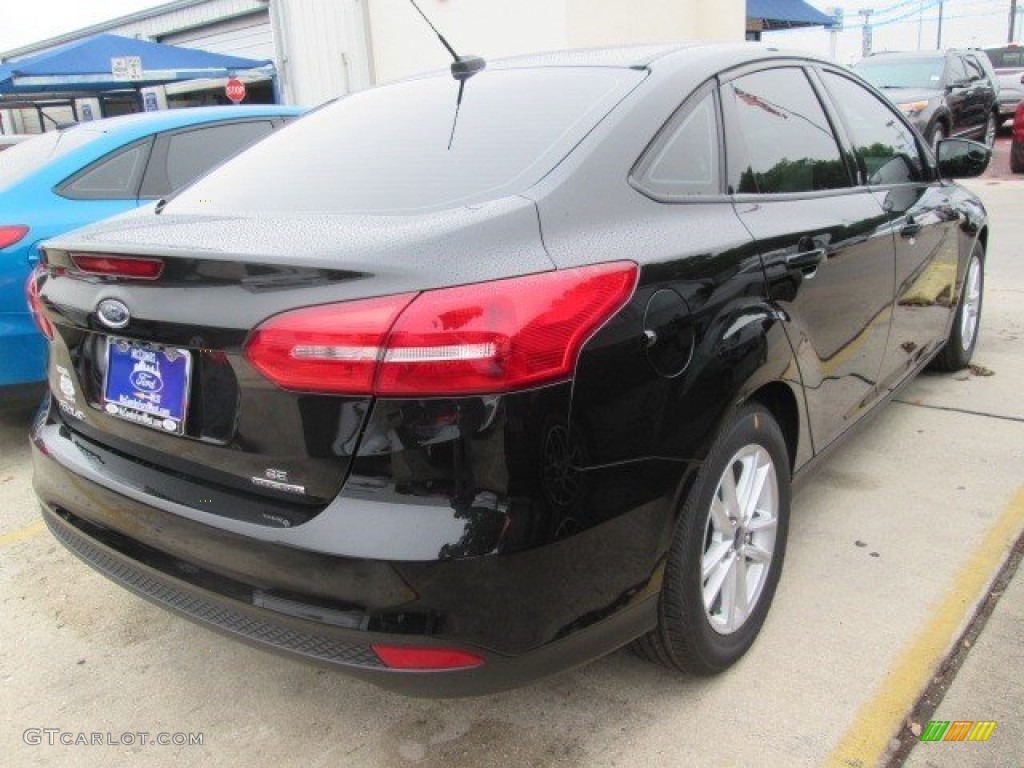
745, 382, 799, 474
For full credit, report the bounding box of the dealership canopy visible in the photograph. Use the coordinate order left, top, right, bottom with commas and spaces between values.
746, 0, 837, 31
0, 33, 273, 95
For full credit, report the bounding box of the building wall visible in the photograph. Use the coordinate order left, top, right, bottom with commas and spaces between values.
366, 0, 568, 86
366, 0, 744, 85
271, 0, 373, 106
566, 0, 744, 48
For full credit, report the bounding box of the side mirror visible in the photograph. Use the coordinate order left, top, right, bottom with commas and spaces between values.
946, 79, 970, 91
935, 138, 990, 178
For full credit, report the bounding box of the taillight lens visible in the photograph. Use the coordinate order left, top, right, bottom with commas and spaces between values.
244, 262, 637, 396
0, 225, 29, 250
371, 645, 484, 670
70, 252, 164, 279
25, 265, 54, 340
245, 293, 416, 395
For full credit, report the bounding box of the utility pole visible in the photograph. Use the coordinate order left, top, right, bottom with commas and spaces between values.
936, 1, 945, 49
1011, 0, 1019, 43
860, 9, 874, 58
917, 0, 925, 50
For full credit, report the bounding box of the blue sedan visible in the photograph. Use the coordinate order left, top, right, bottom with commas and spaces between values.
1, 105, 302, 391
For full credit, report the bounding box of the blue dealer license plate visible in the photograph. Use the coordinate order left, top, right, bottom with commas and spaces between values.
103, 338, 192, 434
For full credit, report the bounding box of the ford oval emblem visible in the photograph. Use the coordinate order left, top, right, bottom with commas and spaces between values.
97, 298, 130, 329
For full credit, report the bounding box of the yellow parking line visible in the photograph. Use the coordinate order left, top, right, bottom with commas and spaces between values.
825, 486, 1024, 767
0, 520, 45, 547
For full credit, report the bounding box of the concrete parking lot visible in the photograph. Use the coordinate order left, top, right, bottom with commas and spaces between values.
2, 174, 1022, 768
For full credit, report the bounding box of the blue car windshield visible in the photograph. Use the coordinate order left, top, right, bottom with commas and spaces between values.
0, 125, 101, 191
168, 67, 646, 215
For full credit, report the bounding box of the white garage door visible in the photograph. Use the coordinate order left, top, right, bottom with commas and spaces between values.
159, 11, 273, 61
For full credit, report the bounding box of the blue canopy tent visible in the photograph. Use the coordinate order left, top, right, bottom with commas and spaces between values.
0, 33, 273, 93
747, 0, 836, 40
0, 33, 275, 129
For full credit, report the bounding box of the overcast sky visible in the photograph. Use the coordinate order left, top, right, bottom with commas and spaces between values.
0, 0, 1019, 61
0, 1, 168, 53
767, 0, 1020, 64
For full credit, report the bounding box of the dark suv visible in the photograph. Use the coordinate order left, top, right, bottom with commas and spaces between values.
854, 49, 999, 149
983, 44, 1024, 121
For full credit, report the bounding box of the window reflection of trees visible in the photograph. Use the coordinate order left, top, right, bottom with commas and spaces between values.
729, 77, 849, 194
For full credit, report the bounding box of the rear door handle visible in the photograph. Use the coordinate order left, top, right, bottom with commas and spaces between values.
786, 248, 825, 273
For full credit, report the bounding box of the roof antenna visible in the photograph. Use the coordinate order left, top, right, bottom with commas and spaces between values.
407, 0, 484, 149
408, 0, 486, 82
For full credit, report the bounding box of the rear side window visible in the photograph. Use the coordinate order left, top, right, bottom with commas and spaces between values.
141, 120, 275, 198
821, 72, 925, 186
961, 55, 986, 83
946, 56, 969, 85
58, 140, 151, 200
633, 89, 721, 198
722, 67, 850, 195
984, 47, 1024, 69
167, 68, 646, 215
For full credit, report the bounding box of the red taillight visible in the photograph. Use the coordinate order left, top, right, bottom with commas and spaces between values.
70, 252, 164, 279
1014, 103, 1024, 140
25, 266, 54, 340
0, 225, 29, 250
243, 262, 637, 396
371, 645, 484, 670
245, 293, 417, 394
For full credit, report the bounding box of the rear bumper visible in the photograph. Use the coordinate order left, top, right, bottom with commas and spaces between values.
997, 93, 1022, 117
39, 503, 655, 696
31, 400, 669, 696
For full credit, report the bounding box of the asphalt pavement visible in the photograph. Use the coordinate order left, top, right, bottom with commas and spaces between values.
1, 170, 1022, 768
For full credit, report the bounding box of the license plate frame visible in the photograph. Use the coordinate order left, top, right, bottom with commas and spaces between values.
102, 337, 192, 434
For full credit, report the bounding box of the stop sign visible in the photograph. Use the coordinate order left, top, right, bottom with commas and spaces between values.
225, 78, 246, 103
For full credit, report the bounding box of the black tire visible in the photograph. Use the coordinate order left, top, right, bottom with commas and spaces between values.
932, 242, 984, 372
633, 403, 791, 675
1011, 141, 1024, 174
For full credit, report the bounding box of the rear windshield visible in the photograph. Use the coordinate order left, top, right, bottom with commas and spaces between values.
167, 67, 645, 215
0, 125, 100, 190
854, 57, 945, 89
984, 46, 1024, 69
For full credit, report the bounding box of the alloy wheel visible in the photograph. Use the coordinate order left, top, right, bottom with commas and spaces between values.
960, 254, 982, 352
702, 444, 779, 635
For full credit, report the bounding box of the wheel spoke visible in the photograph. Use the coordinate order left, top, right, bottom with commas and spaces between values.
709, 495, 732, 534
742, 542, 773, 563
719, 466, 741, 522
718, 556, 737, 629
731, 554, 750, 630
746, 514, 776, 533
742, 462, 771, 525
702, 539, 733, 580
703, 554, 733, 612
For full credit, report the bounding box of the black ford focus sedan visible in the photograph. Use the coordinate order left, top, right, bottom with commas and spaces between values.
29, 43, 989, 696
